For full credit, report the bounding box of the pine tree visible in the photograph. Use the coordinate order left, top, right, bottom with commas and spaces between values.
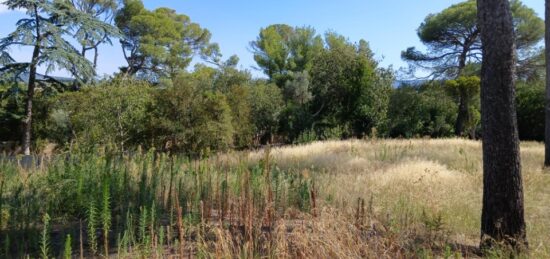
477, 0, 527, 250
544, 0, 550, 167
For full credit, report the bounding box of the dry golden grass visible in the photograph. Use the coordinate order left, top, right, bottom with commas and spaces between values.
244, 138, 550, 258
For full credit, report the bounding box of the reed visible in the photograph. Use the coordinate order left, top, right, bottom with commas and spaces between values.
63, 234, 72, 259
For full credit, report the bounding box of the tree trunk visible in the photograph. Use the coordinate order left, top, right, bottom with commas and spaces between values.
455, 50, 469, 137
93, 46, 99, 70
477, 0, 527, 250
22, 44, 40, 156
22, 5, 42, 156
545, 0, 550, 167
455, 89, 470, 137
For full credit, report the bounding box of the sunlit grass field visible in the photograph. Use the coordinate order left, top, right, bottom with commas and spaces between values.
248, 139, 550, 257
1, 139, 549, 258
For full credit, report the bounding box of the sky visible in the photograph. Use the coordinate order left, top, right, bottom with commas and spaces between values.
0, 0, 545, 78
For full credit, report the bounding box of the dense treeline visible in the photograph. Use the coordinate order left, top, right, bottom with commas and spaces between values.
0, 0, 546, 156
2, 72, 546, 155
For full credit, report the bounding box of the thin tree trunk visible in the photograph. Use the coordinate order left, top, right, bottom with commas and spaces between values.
93, 46, 99, 70
477, 0, 527, 250
22, 46, 40, 155
22, 5, 42, 156
544, 0, 550, 167
455, 89, 470, 137
455, 50, 469, 136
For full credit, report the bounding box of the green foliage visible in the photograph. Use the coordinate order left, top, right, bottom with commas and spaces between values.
138, 206, 147, 245
248, 82, 284, 144
0, 0, 119, 154
279, 103, 315, 142
49, 79, 153, 151
284, 71, 312, 104
71, 0, 119, 68
250, 24, 323, 87
0, 84, 24, 141
63, 234, 72, 259
445, 76, 481, 137
194, 92, 234, 153
150, 75, 234, 154
101, 176, 112, 256
510, 0, 545, 50
193, 62, 255, 149
516, 81, 545, 141
387, 85, 457, 138
402, 0, 543, 78
309, 35, 391, 138
1, 0, 115, 83
445, 76, 480, 98
250, 28, 393, 142
226, 85, 254, 148
0, 149, 317, 257
293, 125, 345, 145
88, 200, 99, 255
40, 213, 51, 259
26, 66, 280, 153
294, 129, 318, 145
116, 0, 219, 77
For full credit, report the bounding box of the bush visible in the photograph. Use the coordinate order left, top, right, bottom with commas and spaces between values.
0, 84, 24, 141
226, 85, 254, 149
308, 40, 391, 138
248, 82, 284, 145
516, 81, 544, 141
190, 64, 256, 149
49, 79, 153, 151
150, 75, 234, 155
278, 104, 315, 143
386, 85, 457, 138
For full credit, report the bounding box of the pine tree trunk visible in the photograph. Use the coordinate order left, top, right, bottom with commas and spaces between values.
544, 0, 550, 167
477, 0, 527, 250
455, 50, 468, 137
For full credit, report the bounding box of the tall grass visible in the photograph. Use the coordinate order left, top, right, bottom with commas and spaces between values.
0, 148, 315, 257
0, 139, 549, 258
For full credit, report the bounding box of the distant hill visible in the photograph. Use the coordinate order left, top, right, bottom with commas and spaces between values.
392, 79, 429, 88
17, 72, 75, 84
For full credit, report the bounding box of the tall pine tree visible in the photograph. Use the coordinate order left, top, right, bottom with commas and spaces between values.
544, 0, 550, 167
477, 0, 527, 251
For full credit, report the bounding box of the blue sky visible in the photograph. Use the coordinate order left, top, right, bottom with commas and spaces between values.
0, 0, 544, 78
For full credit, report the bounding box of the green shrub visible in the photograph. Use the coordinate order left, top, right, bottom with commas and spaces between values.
309, 39, 392, 138
0, 84, 25, 142
226, 85, 254, 149
387, 85, 457, 138
49, 79, 153, 151
248, 82, 284, 145
150, 75, 234, 155
516, 81, 544, 141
